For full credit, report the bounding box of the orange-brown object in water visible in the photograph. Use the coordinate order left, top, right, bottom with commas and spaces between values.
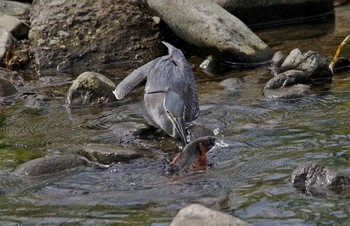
171, 136, 215, 171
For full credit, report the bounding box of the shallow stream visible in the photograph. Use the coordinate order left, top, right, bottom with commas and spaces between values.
0, 4, 350, 226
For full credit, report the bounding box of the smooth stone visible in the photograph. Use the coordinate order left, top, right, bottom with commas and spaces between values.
13, 155, 89, 176
0, 26, 16, 59
212, 0, 334, 28
170, 204, 251, 226
0, 13, 30, 37
264, 70, 312, 90
0, 78, 17, 97
0, 1, 31, 21
146, 0, 273, 63
80, 143, 142, 165
66, 71, 117, 106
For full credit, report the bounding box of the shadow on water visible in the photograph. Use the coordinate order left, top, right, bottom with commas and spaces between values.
0, 4, 350, 226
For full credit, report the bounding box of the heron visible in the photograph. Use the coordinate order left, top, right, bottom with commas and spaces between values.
113, 42, 199, 144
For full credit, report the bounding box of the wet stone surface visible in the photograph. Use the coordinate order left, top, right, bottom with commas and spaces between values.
79, 143, 142, 165
13, 155, 89, 177
292, 162, 350, 197
263, 49, 333, 99
66, 71, 117, 106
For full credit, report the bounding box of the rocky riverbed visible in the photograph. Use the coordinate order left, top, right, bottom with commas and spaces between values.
0, 0, 349, 225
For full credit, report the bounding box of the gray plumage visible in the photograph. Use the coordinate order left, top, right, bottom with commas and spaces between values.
113, 42, 199, 144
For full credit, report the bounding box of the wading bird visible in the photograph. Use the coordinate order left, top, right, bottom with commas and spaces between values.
113, 42, 199, 144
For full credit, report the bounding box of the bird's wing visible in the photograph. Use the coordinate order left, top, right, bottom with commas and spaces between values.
112, 61, 153, 100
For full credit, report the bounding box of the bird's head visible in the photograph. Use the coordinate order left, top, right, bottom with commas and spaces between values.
164, 91, 187, 144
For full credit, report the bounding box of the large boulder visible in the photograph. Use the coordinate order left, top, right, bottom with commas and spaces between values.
146, 0, 273, 63
212, 0, 334, 27
170, 204, 251, 226
29, 0, 164, 73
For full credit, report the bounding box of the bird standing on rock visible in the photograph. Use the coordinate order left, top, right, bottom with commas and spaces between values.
113, 42, 199, 144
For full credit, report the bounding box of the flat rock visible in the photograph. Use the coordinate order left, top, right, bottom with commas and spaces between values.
170, 204, 251, 226
80, 143, 142, 165
13, 155, 89, 176
146, 0, 273, 63
29, 0, 164, 72
66, 71, 116, 106
263, 84, 313, 99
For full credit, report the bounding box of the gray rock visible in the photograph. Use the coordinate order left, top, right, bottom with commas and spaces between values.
212, 0, 334, 27
0, 1, 31, 21
0, 77, 17, 97
22, 93, 49, 108
263, 49, 332, 99
291, 162, 350, 196
66, 71, 117, 106
29, 0, 164, 72
263, 84, 313, 99
80, 143, 142, 165
0, 26, 16, 59
264, 70, 312, 90
146, 0, 273, 63
13, 155, 89, 176
170, 204, 251, 226
0, 13, 30, 37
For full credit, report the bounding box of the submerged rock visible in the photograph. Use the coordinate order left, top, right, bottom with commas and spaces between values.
13, 155, 89, 176
263, 49, 333, 99
29, 0, 163, 72
80, 143, 142, 165
66, 71, 117, 106
291, 162, 350, 196
146, 0, 273, 64
170, 204, 251, 226
263, 84, 313, 99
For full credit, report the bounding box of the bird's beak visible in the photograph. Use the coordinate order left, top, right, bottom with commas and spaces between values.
174, 117, 187, 145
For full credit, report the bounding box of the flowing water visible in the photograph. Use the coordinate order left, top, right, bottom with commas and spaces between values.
1, 4, 350, 226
